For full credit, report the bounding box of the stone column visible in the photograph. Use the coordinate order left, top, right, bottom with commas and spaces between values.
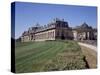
87, 32, 89, 40
73, 31, 78, 40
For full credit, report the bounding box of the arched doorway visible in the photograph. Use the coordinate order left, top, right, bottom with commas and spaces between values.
61, 31, 65, 40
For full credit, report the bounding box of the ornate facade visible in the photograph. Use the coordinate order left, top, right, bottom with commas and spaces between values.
73, 22, 97, 41
21, 18, 97, 42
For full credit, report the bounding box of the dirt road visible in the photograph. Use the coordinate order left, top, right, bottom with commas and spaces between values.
78, 42, 97, 68
78, 42, 97, 52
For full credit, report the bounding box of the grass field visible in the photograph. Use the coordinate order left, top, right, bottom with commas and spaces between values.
15, 40, 87, 73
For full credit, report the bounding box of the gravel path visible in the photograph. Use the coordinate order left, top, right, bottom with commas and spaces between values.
78, 42, 97, 52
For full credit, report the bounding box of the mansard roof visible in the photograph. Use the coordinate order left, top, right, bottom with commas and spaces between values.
22, 31, 29, 36
72, 22, 96, 32
28, 18, 69, 33
81, 22, 92, 29
21, 19, 96, 37
75, 22, 93, 30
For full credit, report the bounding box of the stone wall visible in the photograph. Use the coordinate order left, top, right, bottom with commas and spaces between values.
21, 35, 30, 42
72, 30, 97, 41
35, 29, 55, 41
55, 28, 73, 40
20, 19, 97, 42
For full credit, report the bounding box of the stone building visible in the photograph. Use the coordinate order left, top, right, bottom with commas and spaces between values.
21, 18, 97, 42
73, 22, 97, 41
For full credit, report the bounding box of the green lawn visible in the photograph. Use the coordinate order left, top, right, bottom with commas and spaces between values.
15, 40, 87, 73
